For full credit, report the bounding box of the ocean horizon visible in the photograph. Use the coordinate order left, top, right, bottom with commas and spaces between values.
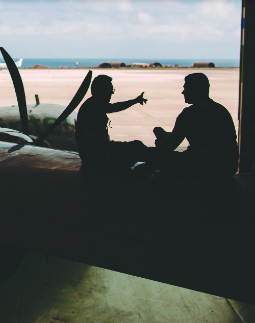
3, 58, 240, 68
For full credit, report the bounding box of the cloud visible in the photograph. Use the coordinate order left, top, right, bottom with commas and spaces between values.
0, 0, 241, 40
118, 0, 132, 12
193, 0, 240, 24
0, 0, 241, 58
138, 12, 153, 24
185, 0, 241, 40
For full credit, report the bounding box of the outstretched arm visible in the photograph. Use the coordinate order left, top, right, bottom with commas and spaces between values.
105, 92, 147, 113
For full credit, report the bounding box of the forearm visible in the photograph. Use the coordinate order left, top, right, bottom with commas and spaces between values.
159, 112, 186, 150
161, 132, 185, 151
106, 99, 137, 113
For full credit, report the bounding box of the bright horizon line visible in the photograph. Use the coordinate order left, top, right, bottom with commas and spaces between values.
7, 57, 240, 60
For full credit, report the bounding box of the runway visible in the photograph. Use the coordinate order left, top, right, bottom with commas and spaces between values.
0, 67, 240, 148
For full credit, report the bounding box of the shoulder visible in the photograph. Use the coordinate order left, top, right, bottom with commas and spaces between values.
79, 97, 94, 111
173, 107, 192, 128
209, 99, 233, 117
177, 106, 193, 120
209, 99, 227, 110
77, 97, 94, 118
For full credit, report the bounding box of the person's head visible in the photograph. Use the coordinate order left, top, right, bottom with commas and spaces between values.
182, 73, 210, 104
91, 74, 114, 103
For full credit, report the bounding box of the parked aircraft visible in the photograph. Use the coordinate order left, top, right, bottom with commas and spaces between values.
0, 47, 91, 150
0, 101, 78, 151
0, 58, 22, 68
131, 62, 150, 67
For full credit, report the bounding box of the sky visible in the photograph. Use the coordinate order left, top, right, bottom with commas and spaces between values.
0, 0, 242, 59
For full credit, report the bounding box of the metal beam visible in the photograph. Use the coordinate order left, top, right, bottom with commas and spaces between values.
238, 0, 255, 173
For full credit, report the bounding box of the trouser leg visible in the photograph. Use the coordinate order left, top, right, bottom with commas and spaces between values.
108, 140, 148, 167
145, 148, 189, 174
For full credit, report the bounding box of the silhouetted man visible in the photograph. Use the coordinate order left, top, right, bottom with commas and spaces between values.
149, 73, 239, 180
75, 74, 148, 173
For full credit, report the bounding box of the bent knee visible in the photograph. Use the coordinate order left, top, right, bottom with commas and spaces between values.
132, 140, 147, 148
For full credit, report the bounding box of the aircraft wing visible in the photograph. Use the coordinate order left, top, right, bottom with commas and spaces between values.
0, 142, 254, 304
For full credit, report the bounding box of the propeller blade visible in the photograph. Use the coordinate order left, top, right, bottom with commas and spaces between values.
0, 47, 29, 135
34, 70, 92, 144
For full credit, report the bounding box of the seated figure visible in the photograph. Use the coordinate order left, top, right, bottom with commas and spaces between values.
75, 74, 148, 174
147, 73, 239, 182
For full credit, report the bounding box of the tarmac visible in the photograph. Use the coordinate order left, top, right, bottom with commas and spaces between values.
1, 67, 254, 323
0, 67, 240, 148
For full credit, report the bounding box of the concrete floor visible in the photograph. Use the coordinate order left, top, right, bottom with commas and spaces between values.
1, 252, 254, 323
1, 67, 254, 323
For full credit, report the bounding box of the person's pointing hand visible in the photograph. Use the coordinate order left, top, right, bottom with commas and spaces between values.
135, 92, 147, 105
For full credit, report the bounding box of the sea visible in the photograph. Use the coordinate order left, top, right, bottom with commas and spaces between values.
8, 58, 239, 68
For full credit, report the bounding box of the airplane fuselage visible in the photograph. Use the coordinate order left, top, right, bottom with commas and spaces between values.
0, 103, 78, 151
